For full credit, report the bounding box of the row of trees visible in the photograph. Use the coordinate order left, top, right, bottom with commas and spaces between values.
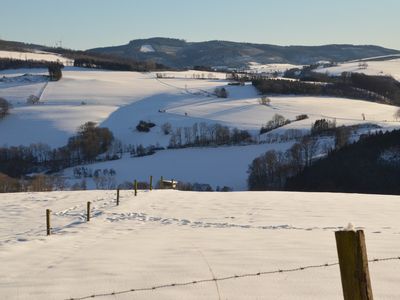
0, 122, 114, 179
282, 67, 400, 106
167, 122, 253, 148
74, 55, 165, 72
0, 173, 68, 193
248, 135, 319, 190
0, 58, 55, 70
252, 78, 389, 104
248, 119, 357, 190
260, 114, 291, 134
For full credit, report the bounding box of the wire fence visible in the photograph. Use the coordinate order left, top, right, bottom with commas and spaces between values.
66, 256, 400, 300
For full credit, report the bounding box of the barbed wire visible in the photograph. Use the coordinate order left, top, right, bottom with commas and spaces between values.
66, 256, 400, 300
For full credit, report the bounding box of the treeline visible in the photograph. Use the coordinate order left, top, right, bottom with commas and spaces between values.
281, 67, 400, 105
74, 53, 166, 72
0, 173, 67, 193
285, 129, 400, 195
0, 122, 114, 179
248, 135, 319, 190
252, 78, 389, 104
247, 118, 361, 190
167, 122, 253, 148
0, 58, 62, 70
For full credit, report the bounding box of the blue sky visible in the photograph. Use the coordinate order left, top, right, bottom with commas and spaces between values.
0, 0, 399, 50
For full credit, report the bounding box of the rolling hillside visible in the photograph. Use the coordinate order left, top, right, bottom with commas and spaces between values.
88, 37, 400, 68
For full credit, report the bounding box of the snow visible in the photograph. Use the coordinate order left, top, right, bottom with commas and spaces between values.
246, 62, 300, 74
316, 58, 400, 81
63, 142, 293, 191
1, 67, 399, 148
1, 190, 400, 299
0, 50, 73, 66
1, 66, 400, 190
140, 44, 155, 53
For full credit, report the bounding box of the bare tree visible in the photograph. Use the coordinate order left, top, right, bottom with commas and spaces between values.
394, 108, 400, 121
300, 136, 319, 167
0, 97, 10, 118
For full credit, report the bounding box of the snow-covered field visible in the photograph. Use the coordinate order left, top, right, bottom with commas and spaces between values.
0, 50, 73, 65
1, 190, 400, 299
316, 58, 400, 80
64, 142, 294, 191
1, 64, 400, 190
246, 62, 300, 74
1, 67, 399, 148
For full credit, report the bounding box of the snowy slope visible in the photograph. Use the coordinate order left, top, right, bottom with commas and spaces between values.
316, 58, 400, 81
0, 50, 73, 65
63, 142, 294, 191
1, 190, 400, 299
1, 67, 399, 148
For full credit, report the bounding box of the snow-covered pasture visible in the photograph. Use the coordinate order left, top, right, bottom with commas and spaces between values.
246, 62, 301, 74
1, 67, 399, 149
0, 50, 73, 65
1, 190, 400, 299
316, 58, 400, 81
63, 142, 294, 191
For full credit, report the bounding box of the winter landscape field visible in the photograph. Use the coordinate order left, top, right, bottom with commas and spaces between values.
2, 190, 400, 299
1, 50, 400, 190
2, 1, 400, 298
2, 45, 400, 299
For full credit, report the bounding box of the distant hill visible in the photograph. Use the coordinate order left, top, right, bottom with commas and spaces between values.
0, 39, 167, 71
88, 37, 400, 68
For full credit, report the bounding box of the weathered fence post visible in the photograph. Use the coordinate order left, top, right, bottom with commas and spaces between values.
87, 201, 91, 222
46, 209, 51, 236
149, 175, 153, 191
171, 179, 174, 190
335, 229, 373, 300
134, 180, 137, 196
116, 188, 120, 206
160, 176, 164, 189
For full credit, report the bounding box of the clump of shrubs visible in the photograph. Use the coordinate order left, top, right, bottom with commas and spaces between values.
311, 118, 336, 135
136, 120, 156, 132
259, 96, 271, 105
260, 114, 291, 134
214, 87, 228, 98
296, 114, 309, 121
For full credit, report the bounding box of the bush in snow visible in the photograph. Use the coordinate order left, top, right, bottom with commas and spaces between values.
161, 122, 172, 135
26, 95, 40, 105
136, 120, 156, 132
259, 96, 271, 106
295, 114, 308, 121
48, 63, 63, 81
214, 87, 228, 98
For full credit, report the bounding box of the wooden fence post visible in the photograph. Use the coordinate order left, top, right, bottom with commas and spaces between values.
335, 230, 373, 300
117, 188, 120, 206
171, 179, 175, 190
149, 175, 153, 191
134, 180, 137, 196
160, 176, 164, 189
87, 201, 91, 222
46, 209, 51, 236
